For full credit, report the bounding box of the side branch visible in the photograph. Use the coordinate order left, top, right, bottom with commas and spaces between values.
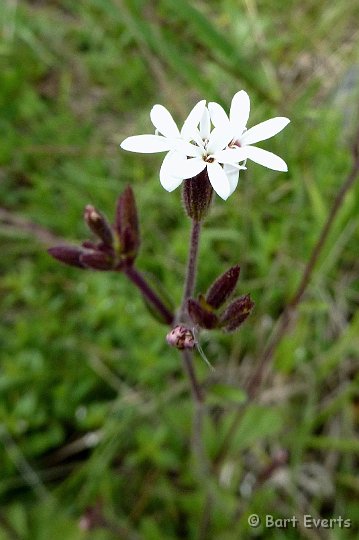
124, 266, 174, 325
247, 138, 359, 398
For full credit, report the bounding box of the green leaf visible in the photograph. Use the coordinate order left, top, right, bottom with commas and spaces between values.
230, 405, 285, 450
161, 0, 274, 102
209, 384, 247, 405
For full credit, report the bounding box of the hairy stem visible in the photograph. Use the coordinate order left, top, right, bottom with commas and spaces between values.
179, 220, 213, 537
182, 348, 204, 404
124, 266, 174, 325
182, 348, 209, 475
180, 220, 201, 320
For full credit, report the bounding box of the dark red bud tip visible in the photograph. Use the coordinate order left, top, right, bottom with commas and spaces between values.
220, 294, 254, 332
166, 325, 195, 349
84, 205, 113, 247
206, 265, 241, 309
115, 186, 140, 260
187, 299, 219, 329
48, 245, 85, 268
80, 251, 114, 271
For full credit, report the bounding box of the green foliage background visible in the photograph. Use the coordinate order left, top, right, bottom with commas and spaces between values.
1, 0, 359, 538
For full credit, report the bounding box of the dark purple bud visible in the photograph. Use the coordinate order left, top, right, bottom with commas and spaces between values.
187, 299, 219, 329
84, 205, 113, 247
182, 168, 213, 222
166, 325, 195, 349
48, 245, 85, 268
115, 186, 140, 263
206, 265, 241, 309
220, 294, 254, 331
80, 250, 114, 271
82, 240, 98, 250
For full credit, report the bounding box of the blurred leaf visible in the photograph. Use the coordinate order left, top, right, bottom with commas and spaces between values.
208, 384, 247, 405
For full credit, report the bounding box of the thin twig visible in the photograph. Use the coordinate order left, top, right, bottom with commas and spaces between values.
0, 207, 65, 245
246, 140, 359, 398
0, 426, 51, 500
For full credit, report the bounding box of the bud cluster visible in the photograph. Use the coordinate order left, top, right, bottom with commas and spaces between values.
48, 186, 140, 272
187, 265, 254, 332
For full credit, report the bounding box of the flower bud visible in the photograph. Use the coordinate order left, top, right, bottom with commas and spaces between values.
182, 168, 213, 222
187, 298, 219, 329
115, 186, 140, 264
82, 240, 98, 250
206, 265, 241, 309
84, 205, 113, 247
220, 294, 254, 331
166, 325, 195, 349
80, 250, 114, 271
48, 245, 85, 268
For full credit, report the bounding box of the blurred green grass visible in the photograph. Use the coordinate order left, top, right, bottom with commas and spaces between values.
1, 0, 359, 538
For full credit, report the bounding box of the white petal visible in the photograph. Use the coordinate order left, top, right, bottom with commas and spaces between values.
173, 139, 203, 157
207, 162, 231, 200
181, 100, 206, 140
120, 135, 173, 153
208, 102, 231, 132
179, 158, 206, 179
230, 90, 250, 137
159, 151, 186, 191
189, 127, 205, 147
150, 105, 180, 138
213, 147, 247, 165
223, 163, 240, 195
207, 127, 233, 154
240, 117, 290, 145
199, 107, 211, 139
245, 146, 288, 171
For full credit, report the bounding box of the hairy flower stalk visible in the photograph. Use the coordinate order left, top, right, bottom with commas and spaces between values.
124, 266, 173, 326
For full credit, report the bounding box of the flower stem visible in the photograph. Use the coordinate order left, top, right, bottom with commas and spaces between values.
182, 348, 209, 471
182, 348, 204, 404
180, 220, 210, 475
180, 219, 201, 320
124, 266, 174, 325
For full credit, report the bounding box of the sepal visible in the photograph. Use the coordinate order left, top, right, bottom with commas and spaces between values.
206, 265, 240, 309
115, 185, 140, 264
187, 298, 219, 329
219, 294, 254, 331
47, 246, 85, 268
84, 205, 113, 247
182, 168, 213, 221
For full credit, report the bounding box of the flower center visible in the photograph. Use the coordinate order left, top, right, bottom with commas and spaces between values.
229, 139, 241, 148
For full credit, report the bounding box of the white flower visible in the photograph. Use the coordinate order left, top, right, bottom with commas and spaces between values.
161, 107, 247, 200
121, 103, 247, 200
121, 100, 206, 184
208, 90, 290, 172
